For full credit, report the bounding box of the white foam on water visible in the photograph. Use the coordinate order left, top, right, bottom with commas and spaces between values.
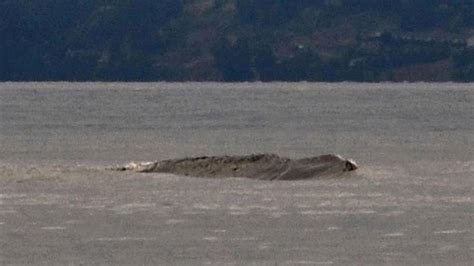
192, 203, 220, 210
229, 204, 278, 211
63, 220, 81, 224
166, 219, 185, 225
381, 210, 405, 217
0, 209, 17, 214
228, 205, 246, 211
300, 209, 376, 215
4, 192, 75, 207
230, 237, 257, 241
92, 237, 156, 242
441, 196, 472, 203
0, 193, 28, 199
80, 204, 107, 209
111, 203, 155, 214
182, 211, 206, 215
434, 230, 467, 235
41, 226, 66, 230
229, 211, 249, 216
383, 232, 405, 237
287, 260, 333, 265
317, 201, 332, 207
269, 211, 288, 218
439, 245, 458, 252
258, 242, 272, 250
202, 237, 219, 242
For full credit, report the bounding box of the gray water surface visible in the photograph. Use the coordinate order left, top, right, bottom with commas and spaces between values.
0, 82, 473, 265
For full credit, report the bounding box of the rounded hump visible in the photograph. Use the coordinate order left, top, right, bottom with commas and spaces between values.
111, 153, 358, 180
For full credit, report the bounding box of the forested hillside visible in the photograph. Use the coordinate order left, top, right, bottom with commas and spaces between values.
2, 0, 474, 81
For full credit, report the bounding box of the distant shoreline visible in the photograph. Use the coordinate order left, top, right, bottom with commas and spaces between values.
3, 2, 474, 82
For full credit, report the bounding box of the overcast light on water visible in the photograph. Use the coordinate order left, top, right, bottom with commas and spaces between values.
0, 82, 473, 265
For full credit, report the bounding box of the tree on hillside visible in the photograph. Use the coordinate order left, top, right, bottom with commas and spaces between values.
213, 39, 255, 81
254, 45, 277, 81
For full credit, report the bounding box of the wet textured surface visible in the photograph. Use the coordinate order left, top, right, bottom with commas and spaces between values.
0, 82, 473, 265
111, 153, 358, 180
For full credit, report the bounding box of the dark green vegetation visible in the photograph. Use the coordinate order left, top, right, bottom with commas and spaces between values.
2, 0, 474, 81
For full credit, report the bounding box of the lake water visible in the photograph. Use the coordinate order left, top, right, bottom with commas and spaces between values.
0, 82, 472, 265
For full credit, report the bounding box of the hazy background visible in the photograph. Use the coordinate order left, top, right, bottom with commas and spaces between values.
3, 1, 474, 82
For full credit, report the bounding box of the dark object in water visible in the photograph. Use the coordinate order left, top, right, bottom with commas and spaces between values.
111, 154, 358, 180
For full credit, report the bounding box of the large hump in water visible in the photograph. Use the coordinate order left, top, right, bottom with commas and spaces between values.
111, 154, 358, 180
